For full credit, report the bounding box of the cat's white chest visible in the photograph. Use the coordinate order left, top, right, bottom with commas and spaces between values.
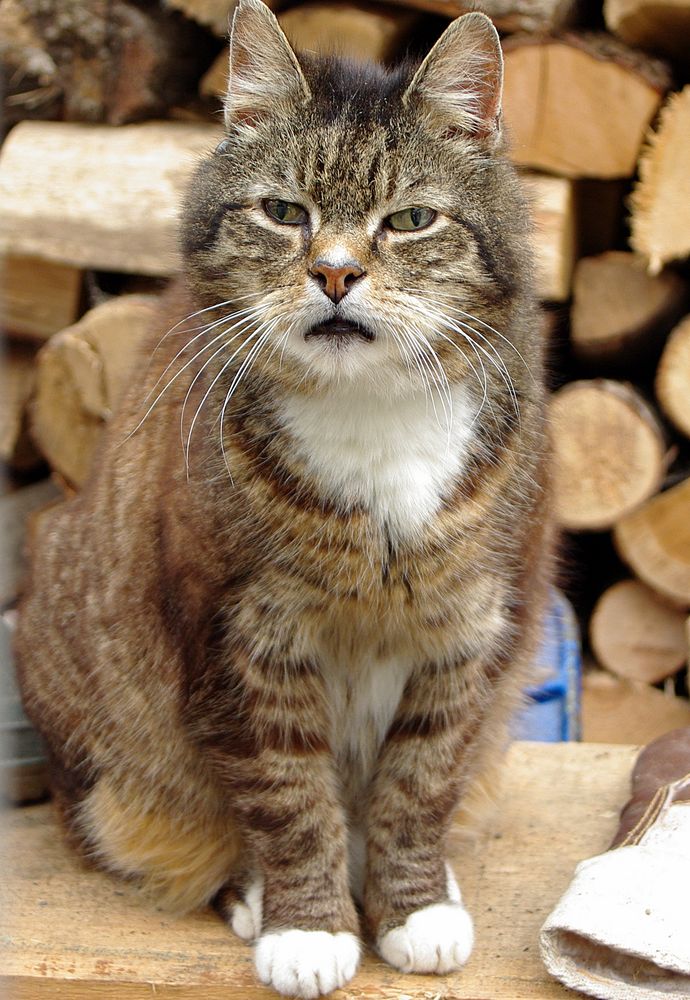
280, 385, 476, 541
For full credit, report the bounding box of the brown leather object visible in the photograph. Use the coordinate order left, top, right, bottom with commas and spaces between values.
612, 726, 690, 847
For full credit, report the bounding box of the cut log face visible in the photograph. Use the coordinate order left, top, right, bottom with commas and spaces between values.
656, 315, 690, 439
0, 121, 221, 275
590, 578, 689, 683
571, 252, 688, 366
605, 0, 690, 65
630, 86, 690, 274
502, 34, 670, 179
614, 477, 690, 608
0, 256, 83, 341
31, 295, 158, 488
549, 379, 666, 531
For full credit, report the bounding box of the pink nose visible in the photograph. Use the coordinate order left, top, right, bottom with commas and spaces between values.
309, 259, 365, 304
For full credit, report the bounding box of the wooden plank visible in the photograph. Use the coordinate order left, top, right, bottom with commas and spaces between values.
0, 742, 637, 998
0, 122, 221, 276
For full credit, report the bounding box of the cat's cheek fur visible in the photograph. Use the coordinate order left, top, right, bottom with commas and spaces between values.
254, 929, 361, 998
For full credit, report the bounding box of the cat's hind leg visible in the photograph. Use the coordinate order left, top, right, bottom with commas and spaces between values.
77, 775, 242, 913
215, 870, 264, 941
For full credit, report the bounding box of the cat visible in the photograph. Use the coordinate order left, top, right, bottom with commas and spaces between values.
15, 1, 551, 996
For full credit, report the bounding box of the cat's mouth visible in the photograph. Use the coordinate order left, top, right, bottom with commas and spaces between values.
304, 318, 375, 343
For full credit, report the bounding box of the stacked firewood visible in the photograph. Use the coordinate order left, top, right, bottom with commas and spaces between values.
1, 0, 690, 714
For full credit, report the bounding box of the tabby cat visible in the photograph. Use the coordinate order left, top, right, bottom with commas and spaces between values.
16, 1, 551, 996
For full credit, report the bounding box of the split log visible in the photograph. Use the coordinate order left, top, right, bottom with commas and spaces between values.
7, 0, 215, 125
614, 476, 690, 607
549, 379, 666, 531
0, 345, 41, 472
522, 173, 576, 302
589, 579, 688, 683
605, 0, 690, 65
502, 34, 670, 179
31, 295, 158, 489
630, 87, 690, 274
656, 316, 690, 440
0, 121, 221, 275
0, 478, 61, 609
0, 256, 83, 340
570, 252, 688, 366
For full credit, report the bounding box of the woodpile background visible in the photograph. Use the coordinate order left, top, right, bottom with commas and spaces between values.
2, 0, 690, 745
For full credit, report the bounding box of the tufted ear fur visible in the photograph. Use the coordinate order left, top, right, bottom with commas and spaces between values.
224, 0, 311, 129
403, 13, 503, 142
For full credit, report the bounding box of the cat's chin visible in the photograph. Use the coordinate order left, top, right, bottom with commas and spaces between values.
304, 318, 375, 344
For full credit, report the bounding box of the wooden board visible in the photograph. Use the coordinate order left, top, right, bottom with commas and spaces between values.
0, 742, 638, 999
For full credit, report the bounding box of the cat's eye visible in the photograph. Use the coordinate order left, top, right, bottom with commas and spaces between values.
385, 207, 436, 232
263, 199, 308, 225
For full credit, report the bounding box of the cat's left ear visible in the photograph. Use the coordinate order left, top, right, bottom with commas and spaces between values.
403, 13, 503, 143
224, 0, 311, 129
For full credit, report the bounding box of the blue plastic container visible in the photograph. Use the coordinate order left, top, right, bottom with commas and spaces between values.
512, 589, 582, 742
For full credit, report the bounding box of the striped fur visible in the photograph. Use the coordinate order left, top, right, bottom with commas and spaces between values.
16, 4, 551, 997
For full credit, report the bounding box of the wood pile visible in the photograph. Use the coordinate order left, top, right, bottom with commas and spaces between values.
2, 0, 690, 740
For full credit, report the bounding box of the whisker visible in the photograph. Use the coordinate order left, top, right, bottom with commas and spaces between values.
124, 307, 266, 441
218, 325, 278, 477
182, 320, 269, 474
150, 293, 262, 353
143, 305, 264, 406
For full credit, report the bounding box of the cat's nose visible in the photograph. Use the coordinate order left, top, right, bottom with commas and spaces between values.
309, 259, 365, 304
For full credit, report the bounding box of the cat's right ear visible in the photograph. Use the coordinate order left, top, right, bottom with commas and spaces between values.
402, 13, 503, 144
224, 0, 311, 129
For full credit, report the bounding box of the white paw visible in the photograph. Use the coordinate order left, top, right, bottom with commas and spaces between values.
378, 901, 474, 974
255, 929, 360, 998
229, 876, 263, 942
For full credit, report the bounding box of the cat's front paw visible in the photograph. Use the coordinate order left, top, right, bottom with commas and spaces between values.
255, 929, 360, 998
378, 901, 474, 974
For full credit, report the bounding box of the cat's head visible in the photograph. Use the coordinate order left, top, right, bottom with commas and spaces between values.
181, 0, 532, 397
